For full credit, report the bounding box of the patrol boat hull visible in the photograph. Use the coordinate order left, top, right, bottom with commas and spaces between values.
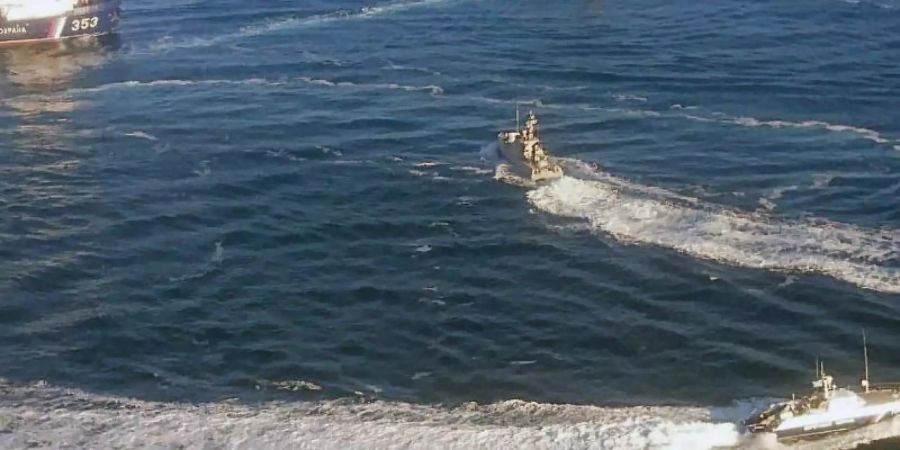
498, 140, 538, 179
0, 0, 120, 45
747, 384, 900, 441
771, 410, 894, 440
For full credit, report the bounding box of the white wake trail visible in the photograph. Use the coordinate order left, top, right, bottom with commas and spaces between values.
144, 0, 456, 53
3, 379, 899, 449
0, 381, 745, 450
527, 160, 900, 293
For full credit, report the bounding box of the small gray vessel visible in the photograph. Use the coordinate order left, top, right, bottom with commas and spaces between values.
745, 334, 900, 441
497, 110, 563, 182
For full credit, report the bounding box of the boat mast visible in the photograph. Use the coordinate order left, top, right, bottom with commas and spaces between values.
863, 329, 870, 393
516, 101, 520, 131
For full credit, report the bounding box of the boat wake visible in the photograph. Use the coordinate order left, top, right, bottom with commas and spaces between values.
680, 113, 895, 147
524, 159, 900, 294
0, 380, 738, 450
143, 0, 457, 53
297, 77, 444, 96
2, 379, 898, 449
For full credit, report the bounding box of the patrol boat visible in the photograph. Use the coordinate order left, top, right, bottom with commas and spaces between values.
497, 110, 564, 182
745, 335, 900, 441
0, 0, 120, 45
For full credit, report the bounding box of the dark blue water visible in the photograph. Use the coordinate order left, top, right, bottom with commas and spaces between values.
1, 0, 899, 448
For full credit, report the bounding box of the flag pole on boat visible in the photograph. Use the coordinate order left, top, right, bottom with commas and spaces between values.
862, 329, 870, 393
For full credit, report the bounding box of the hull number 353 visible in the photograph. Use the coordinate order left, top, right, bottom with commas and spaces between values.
71, 17, 99, 32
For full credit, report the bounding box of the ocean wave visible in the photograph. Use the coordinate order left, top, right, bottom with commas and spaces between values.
527, 160, 900, 294
612, 93, 649, 102
66, 78, 278, 95
168, 241, 224, 283
143, 0, 454, 53
838, 0, 897, 9
383, 59, 443, 76
681, 113, 895, 146
123, 131, 159, 141
451, 165, 495, 175
55, 76, 441, 99
298, 77, 444, 96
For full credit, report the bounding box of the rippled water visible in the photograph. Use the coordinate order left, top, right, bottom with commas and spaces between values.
1, 0, 899, 448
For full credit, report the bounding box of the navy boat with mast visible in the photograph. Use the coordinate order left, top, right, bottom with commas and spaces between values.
745, 333, 900, 440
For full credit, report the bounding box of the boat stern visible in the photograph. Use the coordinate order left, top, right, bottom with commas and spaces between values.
59, 0, 121, 39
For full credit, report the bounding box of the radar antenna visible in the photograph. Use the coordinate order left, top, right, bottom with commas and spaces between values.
516, 100, 520, 131
862, 329, 870, 393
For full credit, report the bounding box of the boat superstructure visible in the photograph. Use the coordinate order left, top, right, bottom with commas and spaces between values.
746, 334, 900, 440
497, 109, 564, 182
0, 0, 120, 45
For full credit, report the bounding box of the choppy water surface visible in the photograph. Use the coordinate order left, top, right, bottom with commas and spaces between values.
1, 0, 899, 448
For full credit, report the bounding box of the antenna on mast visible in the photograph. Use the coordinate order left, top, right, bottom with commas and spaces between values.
862, 329, 870, 393
516, 100, 520, 131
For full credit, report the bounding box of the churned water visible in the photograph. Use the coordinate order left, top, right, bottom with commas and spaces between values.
1, 0, 899, 448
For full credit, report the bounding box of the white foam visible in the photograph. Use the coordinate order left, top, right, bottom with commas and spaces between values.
510, 360, 537, 366
757, 186, 798, 211
0, 382, 752, 450
838, 0, 896, 9
212, 241, 224, 263
479, 142, 500, 163
143, 0, 454, 53
493, 163, 535, 188
451, 165, 494, 175
66, 77, 444, 96
123, 131, 159, 141
527, 161, 900, 294
318, 145, 343, 157
778, 275, 797, 288
682, 113, 895, 146
757, 197, 777, 211
612, 93, 649, 102
298, 77, 444, 96
266, 380, 323, 392
67, 78, 277, 95
811, 174, 834, 189
266, 149, 307, 163
383, 59, 443, 76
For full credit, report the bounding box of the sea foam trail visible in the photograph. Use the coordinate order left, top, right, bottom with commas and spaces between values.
0, 381, 743, 450
298, 76, 444, 96
65, 78, 278, 95
681, 113, 895, 147
2, 381, 898, 450
144, 0, 454, 53
59, 77, 441, 97
527, 160, 900, 294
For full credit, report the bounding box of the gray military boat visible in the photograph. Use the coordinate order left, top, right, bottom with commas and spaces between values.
497, 110, 563, 182
745, 334, 900, 441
